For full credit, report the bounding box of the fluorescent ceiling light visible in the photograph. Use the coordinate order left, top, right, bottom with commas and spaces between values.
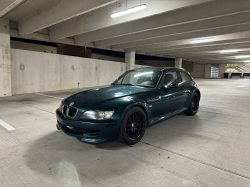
235, 55, 250, 59
190, 37, 214, 44
220, 49, 239, 53
244, 60, 250, 62
111, 4, 147, 18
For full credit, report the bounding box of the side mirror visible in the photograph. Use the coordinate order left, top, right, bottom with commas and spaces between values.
169, 83, 178, 88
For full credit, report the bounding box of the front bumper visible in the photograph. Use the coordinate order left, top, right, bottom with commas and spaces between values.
56, 109, 120, 143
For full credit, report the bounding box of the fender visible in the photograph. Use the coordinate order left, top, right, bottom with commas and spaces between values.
118, 101, 149, 127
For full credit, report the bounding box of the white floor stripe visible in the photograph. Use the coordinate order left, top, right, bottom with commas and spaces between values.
35, 93, 64, 100
0, 119, 15, 131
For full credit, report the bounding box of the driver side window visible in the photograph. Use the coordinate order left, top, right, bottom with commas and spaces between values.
159, 71, 180, 88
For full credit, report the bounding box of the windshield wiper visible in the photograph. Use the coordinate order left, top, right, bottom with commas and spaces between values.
120, 84, 135, 86
134, 85, 154, 88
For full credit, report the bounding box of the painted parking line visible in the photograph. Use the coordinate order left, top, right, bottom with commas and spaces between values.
35, 93, 64, 100
235, 85, 245, 87
0, 119, 15, 131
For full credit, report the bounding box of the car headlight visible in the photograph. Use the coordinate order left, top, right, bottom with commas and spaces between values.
80, 110, 114, 120
59, 103, 62, 112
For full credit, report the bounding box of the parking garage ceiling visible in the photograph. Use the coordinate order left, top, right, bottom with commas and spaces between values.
1, 0, 250, 64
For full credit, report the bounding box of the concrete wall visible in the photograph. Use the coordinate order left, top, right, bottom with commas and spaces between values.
92, 54, 196, 73
137, 60, 174, 67
10, 42, 196, 73
193, 63, 226, 78
134, 64, 150, 68
10, 40, 57, 53
204, 64, 211, 78
91, 53, 176, 67
193, 64, 205, 78
182, 61, 194, 76
219, 64, 226, 78
226, 68, 239, 72
57, 44, 91, 58
91, 53, 124, 62
11, 49, 130, 95
10, 45, 176, 67
0, 18, 12, 97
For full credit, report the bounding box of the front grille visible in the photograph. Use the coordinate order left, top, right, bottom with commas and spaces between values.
62, 104, 78, 118
62, 105, 67, 115
68, 107, 77, 117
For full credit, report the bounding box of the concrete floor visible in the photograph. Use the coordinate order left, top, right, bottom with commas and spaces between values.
0, 79, 250, 187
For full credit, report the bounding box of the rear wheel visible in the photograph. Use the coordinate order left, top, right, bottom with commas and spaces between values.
185, 92, 199, 116
118, 107, 147, 145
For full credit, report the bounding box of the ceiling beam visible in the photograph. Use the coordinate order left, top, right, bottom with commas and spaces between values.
10, 30, 122, 52
10, 29, 76, 45
166, 52, 250, 60
161, 48, 250, 59
125, 28, 250, 52
18, 0, 116, 36
163, 52, 250, 60
165, 54, 245, 64
138, 38, 250, 54
74, 0, 250, 45
112, 23, 250, 50
95, 11, 250, 47
162, 52, 250, 59
0, 18, 9, 34
149, 42, 250, 55
50, 0, 210, 41
0, 0, 25, 18
164, 52, 249, 62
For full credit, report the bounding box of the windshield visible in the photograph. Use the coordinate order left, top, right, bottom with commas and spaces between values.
114, 70, 162, 88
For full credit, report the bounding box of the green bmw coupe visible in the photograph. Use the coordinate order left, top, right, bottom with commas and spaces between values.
56, 67, 200, 145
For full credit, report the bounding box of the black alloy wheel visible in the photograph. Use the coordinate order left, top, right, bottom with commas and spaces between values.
118, 107, 147, 145
185, 92, 199, 116
126, 112, 143, 140
191, 96, 199, 111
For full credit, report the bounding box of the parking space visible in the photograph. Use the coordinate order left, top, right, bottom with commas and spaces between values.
1, 79, 250, 187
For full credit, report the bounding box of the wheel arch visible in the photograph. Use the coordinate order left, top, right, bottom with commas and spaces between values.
194, 89, 201, 101
121, 103, 149, 125
133, 104, 148, 119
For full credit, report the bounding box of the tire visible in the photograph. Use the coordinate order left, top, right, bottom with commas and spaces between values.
118, 107, 147, 145
185, 92, 199, 116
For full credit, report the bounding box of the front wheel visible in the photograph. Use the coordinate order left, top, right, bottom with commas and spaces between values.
185, 92, 199, 116
118, 107, 147, 145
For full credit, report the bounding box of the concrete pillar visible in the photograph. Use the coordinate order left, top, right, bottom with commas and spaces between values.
219, 64, 226, 78
175, 58, 182, 68
0, 18, 11, 97
204, 64, 211, 78
125, 51, 135, 70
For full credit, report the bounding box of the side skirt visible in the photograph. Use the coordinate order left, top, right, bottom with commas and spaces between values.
148, 108, 187, 126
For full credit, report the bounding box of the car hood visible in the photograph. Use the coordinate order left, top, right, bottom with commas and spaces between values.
64, 85, 152, 109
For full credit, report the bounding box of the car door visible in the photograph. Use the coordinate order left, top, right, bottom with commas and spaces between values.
178, 70, 194, 108
158, 70, 186, 115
